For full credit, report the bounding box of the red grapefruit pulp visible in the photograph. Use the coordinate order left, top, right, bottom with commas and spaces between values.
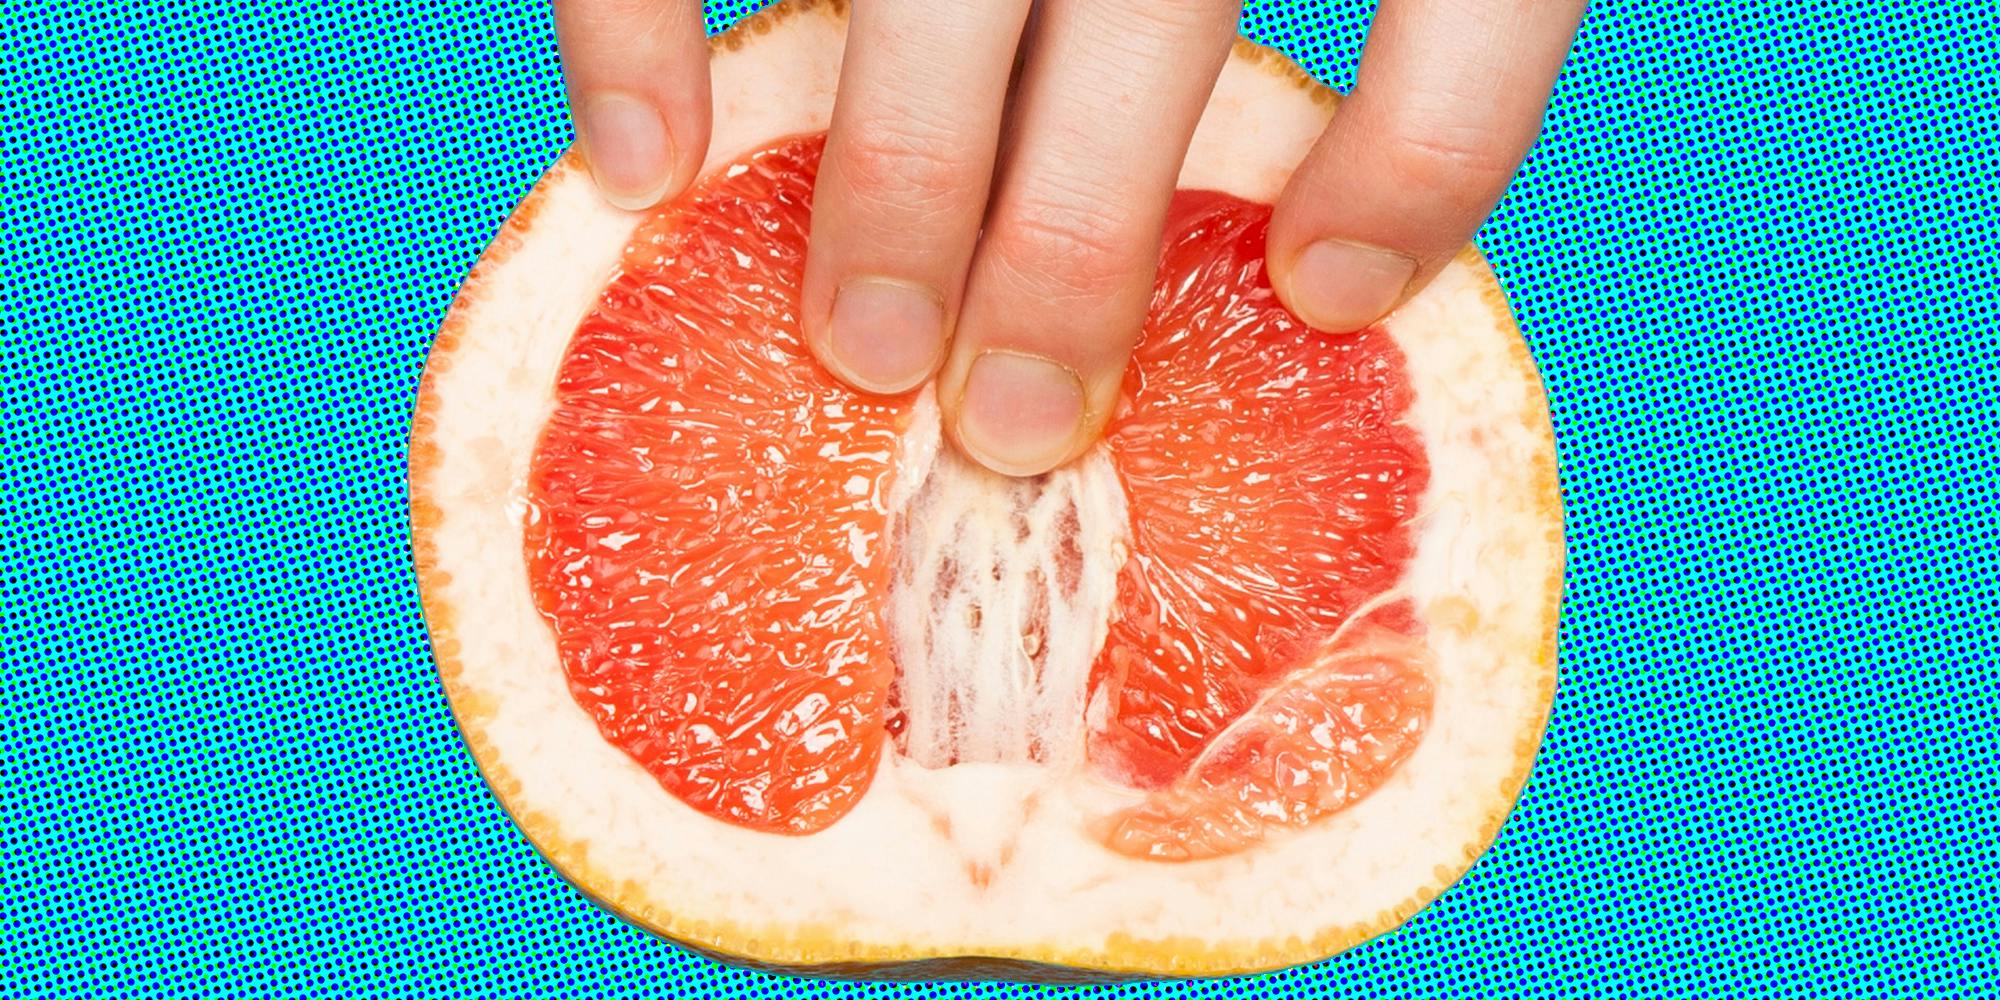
523, 134, 1433, 860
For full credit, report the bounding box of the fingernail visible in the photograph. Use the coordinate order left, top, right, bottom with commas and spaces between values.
577, 92, 676, 211
826, 278, 946, 393
1286, 240, 1417, 331
955, 352, 1086, 477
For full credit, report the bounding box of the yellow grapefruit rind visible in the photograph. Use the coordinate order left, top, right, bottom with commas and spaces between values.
409, 0, 1562, 981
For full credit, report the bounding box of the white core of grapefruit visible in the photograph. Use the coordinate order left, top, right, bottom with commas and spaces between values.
410, 0, 1563, 979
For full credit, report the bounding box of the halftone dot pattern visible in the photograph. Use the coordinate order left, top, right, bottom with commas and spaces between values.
0, 0, 1992, 994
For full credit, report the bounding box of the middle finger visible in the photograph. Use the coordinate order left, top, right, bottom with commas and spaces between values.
937, 0, 1240, 476
802, 0, 1035, 394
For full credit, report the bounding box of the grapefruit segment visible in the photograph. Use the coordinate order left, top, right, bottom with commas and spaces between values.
1102, 622, 1434, 861
525, 136, 905, 833
1090, 191, 1429, 793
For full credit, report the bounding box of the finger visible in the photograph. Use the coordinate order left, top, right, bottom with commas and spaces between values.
937, 0, 1239, 476
1267, 0, 1583, 331
555, 0, 712, 211
801, 0, 1033, 394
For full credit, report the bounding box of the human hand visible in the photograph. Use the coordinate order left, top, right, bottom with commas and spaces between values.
556, 0, 1584, 477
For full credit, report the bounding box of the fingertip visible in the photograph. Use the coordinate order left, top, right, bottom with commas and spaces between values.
576, 91, 684, 211
949, 351, 1089, 478
820, 278, 948, 395
555, 0, 713, 210
1271, 239, 1417, 332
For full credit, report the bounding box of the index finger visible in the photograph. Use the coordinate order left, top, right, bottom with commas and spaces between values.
555, 0, 713, 210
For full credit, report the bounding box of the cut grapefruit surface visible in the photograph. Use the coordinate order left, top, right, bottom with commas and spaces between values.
524, 136, 1438, 858
411, 0, 1562, 980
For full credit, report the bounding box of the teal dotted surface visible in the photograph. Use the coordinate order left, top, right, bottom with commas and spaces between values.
1, 0, 1994, 995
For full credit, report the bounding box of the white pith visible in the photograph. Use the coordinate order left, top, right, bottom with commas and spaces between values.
885, 394, 1129, 769
416, 2, 1560, 973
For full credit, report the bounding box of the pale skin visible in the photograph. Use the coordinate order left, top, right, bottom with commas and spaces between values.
556, 0, 1585, 477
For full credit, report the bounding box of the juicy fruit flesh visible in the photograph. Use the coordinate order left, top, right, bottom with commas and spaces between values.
1101, 623, 1432, 860
526, 143, 905, 831
524, 134, 1434, 858
1092, 190, 1430, 793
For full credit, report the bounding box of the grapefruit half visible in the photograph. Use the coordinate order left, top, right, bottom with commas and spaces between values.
411, 0, 1563, 980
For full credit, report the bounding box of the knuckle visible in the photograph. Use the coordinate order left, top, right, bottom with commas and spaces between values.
832, 123, 973, 210
562, 0, 676, 36
1380, 124, 1522, 209
1104, 0, 1233, 34
986, 198, 1141, 301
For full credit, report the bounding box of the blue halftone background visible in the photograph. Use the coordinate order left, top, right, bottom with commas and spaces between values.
0, 0, 1993, 994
